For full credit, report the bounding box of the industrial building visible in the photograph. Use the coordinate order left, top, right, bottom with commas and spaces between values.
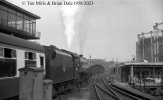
136, 22, 163, 62
114, 22, 163, 96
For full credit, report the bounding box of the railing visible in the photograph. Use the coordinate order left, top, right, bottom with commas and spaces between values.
0, 18, 41, 39
130, 75, 163, 87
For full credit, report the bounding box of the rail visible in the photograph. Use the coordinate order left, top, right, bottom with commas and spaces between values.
106, 83, 143, 100
95, 82, 120, 100
110, 84, 155, 100
94, 81, 102, 100
93, 73, 120, 100
90, 72, 156, 100
102, 78, 121, 100
104, 74, 144, 100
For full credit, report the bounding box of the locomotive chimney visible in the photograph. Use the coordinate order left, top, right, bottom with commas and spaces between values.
80, 55, 83, 57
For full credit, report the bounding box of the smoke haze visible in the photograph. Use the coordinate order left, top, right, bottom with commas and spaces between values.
7, 0, 163, 61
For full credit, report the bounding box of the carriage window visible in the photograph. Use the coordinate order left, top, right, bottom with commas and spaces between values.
40, 56, 44, 67
25, 51, 36, 67
0, 48, 17, 77
25, 51, 36, 60
0, 47, 3, 57
0, 59, 16, 77
4, 48, 16, 58
4, 48, 12, 58
28, 52, 32, 59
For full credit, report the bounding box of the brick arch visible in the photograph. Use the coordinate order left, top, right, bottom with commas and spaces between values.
89, 64, 105, 75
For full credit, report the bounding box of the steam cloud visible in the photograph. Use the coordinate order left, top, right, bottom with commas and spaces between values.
60, 0, 88, 54
60, 0, 80, 49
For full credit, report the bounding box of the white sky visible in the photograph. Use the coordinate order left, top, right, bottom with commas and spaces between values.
7, 0, 163, 61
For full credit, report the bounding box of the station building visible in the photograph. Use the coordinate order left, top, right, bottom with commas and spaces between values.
0, 1, 45, 99
114, 62, 163, 95
0, 0, 41, 39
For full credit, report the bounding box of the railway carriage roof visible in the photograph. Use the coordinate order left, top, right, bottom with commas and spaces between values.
0, 33, 45, 52
121, 62, 163, 67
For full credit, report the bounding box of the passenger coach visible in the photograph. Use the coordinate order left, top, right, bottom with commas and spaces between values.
0, 33, 45, 99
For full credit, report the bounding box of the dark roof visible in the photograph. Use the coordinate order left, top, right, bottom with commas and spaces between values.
61, 49, 79, 57
122, 62, 163, 67
0, 32, 45, 52
44, 45, 72, 57
1, 0, 40, 19
55, 49, 72, 57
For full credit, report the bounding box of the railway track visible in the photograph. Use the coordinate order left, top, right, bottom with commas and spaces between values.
94, 81, 120, 100
93, 73, 152, 100
104, 80, 142, 100
93, 73, 120, 100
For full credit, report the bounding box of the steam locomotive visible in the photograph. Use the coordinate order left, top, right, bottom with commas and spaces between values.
0, 33, 89, 99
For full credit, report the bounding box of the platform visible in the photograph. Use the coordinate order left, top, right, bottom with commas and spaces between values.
111, 80, 161, 100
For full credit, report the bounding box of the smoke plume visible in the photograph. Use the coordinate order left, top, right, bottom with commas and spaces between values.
60, 0, 80, 49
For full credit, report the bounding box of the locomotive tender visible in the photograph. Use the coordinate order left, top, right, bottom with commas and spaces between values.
0, 33, 88, 99
44, 45, 82, 92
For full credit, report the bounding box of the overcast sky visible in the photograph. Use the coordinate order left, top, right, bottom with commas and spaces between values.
7, 0, 163, 61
